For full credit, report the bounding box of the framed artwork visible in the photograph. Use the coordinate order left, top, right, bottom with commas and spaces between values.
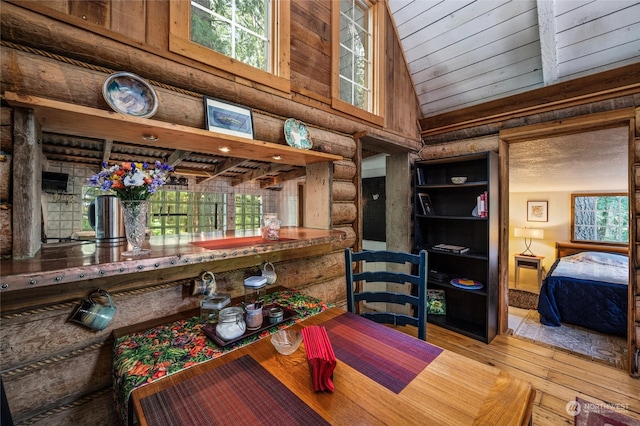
203, 96, 254, 139
418, 193, 434, 216
527, 200, 548, 222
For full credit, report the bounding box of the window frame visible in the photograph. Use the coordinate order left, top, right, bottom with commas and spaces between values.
169, 0, 291, 93
570, 192, 629, 245
331, 0, 385, 126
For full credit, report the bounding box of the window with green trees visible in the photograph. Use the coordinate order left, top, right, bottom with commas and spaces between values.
169, 0, 290, 92
338, 0, 372, 110
571, 193, 628, 244
191, 0, 270, 71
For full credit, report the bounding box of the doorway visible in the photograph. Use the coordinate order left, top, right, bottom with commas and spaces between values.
499, 110, 634, 372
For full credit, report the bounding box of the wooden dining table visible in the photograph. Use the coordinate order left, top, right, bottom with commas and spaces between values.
131, 308, 535, 426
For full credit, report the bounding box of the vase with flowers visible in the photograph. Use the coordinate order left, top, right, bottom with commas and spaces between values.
88, 161, 173, 256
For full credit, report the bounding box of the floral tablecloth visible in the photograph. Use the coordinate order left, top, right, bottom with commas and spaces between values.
112, 290, 332, 424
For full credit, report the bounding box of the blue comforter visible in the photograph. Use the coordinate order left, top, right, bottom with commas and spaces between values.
537, 252, 628, 336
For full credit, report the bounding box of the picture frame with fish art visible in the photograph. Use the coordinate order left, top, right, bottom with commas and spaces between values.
204, 96, 254, 139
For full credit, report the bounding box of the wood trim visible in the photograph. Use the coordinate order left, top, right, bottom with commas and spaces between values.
420, 63, 640, 137
168, 0, 291, 94
499, 108, 635, 142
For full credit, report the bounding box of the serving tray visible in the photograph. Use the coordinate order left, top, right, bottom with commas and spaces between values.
202, 304, 298, 347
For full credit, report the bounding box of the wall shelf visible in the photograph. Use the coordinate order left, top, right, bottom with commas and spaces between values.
4, 92, 343, 167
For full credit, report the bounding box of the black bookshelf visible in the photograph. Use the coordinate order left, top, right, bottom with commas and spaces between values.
414, 151, 498, 343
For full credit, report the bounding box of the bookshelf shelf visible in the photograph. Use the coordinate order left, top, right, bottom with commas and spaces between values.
414, 151, 498, 343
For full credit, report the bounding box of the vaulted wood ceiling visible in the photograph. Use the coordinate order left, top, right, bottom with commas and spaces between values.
388, 0, 640, 119
388, 0, 638, 192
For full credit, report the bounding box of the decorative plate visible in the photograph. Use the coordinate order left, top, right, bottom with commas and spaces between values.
102, 72, 158, 118
284, 118, 312, 149
450, 278, 483, 290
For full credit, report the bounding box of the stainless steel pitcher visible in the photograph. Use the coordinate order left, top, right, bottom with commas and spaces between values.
88, 195, 126, 246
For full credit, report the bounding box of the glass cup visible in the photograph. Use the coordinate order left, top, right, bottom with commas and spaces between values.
245, 303, 264, 330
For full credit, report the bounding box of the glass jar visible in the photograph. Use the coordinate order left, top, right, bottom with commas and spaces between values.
244, 276, 267, 304
261, 213, 281, 240
200, 293, 230, 322
215, 307, 246, 341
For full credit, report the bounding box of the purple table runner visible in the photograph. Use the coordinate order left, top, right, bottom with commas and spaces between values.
324, 312, 443, 393
140, 355, 329, 426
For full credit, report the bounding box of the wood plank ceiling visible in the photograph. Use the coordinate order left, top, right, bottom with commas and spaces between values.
388, 0, 640, 119
388, 0, 639, 192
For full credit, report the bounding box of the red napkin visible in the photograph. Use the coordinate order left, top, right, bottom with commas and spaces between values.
302, 325, 336, 392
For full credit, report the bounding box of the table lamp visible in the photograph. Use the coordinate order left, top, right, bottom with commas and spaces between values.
514, 227, 544, 256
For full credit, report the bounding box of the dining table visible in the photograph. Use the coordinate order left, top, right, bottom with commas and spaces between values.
130, 307, 535, 426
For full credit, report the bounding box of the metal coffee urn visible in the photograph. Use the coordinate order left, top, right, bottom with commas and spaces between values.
88, 195, 126, 246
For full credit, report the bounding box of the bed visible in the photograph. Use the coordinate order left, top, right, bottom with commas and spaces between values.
537, 242, 629, 336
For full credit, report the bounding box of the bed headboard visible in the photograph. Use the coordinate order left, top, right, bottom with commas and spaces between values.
556, 242, 628, 258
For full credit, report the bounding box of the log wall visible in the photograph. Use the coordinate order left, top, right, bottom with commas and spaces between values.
0, 1, 421, 424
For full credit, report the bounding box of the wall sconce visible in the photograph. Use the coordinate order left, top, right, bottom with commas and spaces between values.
514, 227, 544, 256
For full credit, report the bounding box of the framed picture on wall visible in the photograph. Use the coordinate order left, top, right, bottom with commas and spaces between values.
527, 200, 548, 222
203, 96, 254, 139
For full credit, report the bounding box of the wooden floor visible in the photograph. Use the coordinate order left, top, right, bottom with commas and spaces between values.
422, 322, 640, 425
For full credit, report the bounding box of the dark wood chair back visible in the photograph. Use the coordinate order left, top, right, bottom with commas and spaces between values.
344, 248, 428, 340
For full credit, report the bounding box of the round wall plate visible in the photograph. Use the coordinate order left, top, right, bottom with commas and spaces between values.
284, 118, 313, 149
102, 72, 158, 118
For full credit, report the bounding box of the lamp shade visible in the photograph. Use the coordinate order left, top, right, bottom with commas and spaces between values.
514, 227, 544, 239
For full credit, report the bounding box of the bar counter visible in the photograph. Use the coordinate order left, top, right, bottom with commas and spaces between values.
0, 227, 346, 294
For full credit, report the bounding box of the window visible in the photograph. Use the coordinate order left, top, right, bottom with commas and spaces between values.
149, 190, 227, 235
331, 0, 384, 125
191, 0, 270, 71
235, 194, 262, 230
571, 193, 628, 244
82, 188, 227, 235
170, 0, 290, 93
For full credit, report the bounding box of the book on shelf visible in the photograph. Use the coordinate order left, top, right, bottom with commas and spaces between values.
432, 243, 470, 254
476, 191, 488, 218
416, 168, 425, 185
427, 289, 446, 315
428, 269, 448, 283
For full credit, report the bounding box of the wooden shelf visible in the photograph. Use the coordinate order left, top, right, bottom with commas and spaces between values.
4, 92, 343, 167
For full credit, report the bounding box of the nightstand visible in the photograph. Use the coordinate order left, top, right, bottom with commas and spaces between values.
514, 255, 545, 289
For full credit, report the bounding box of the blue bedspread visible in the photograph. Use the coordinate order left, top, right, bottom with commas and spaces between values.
537, 252, 628, 336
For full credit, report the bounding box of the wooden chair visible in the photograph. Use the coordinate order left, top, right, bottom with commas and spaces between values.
344, 248, 428, 340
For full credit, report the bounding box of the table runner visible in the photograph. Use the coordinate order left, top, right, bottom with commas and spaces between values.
139, 355, 329, 426
324, 312, 443, 393
113, 291, 331, 424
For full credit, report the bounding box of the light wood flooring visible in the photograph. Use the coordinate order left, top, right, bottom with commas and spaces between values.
424, 322, 640, 425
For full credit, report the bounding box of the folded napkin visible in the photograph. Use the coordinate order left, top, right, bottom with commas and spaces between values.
302, 325, 336, 392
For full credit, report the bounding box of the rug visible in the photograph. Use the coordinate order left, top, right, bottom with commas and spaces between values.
572, 397, 640, 425
508, 288, 539, 310
513, 310, 628, 370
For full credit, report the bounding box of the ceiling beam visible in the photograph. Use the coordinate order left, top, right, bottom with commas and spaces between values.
232, 163, 292, 186
166, 150, 191, 167
102, 139, 113, 164
536, 0, 558, 85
